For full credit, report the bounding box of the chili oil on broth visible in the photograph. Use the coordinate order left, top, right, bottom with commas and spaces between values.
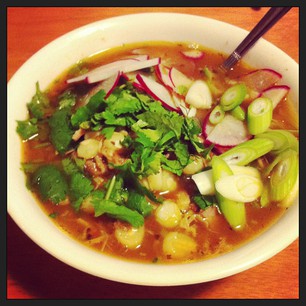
21, 41, 296, 264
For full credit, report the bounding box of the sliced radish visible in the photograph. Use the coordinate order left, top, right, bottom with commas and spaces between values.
259, 85, 290, 109
83, 71, 121, 105
66, 56, 148, 84
66, 56, 159, 84
239, 68, 282, 92
136, 74, 179, 112
181, 50, 204, 60
96, 71, 122, 98
123, 72, 146, 91
132, 79, 146, 92
87, 57, 161, 84
203, 113, 252, 147
121, 72, 130, 81
169, 67, 193, 95
155, 64, 175, 90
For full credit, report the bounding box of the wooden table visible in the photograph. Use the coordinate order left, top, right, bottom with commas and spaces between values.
7, 7, 299, 299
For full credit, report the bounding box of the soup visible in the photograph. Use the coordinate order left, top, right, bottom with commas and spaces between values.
16, 41, 299, 264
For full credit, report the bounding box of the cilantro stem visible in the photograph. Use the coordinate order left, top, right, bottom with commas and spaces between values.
105, 175, 116, 200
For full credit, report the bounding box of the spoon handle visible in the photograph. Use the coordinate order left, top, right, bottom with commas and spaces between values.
220, 7, 292, 72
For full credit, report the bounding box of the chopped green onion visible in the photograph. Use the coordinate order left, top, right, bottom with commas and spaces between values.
266, 149, 298, 202
203, 66, 223, 96
219, 138, 274, 166
105, 175, 117, 200
279, 175, 298, 208
255, 129, 298, 155
229, 164, 261, 179
191, 169, 215, 195
211, 156, 246, 230
230, 105, 246, 121
215, 174, 263, 203
247, 97, 273, 135
209, 105, 225, 124
220, 83, 247, 111
260, 184, 270, 207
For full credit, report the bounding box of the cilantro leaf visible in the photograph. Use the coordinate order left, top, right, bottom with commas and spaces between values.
71, 107, 91, 128
156, 130, 176, 148
90, 190, 144, 227
62, 157, 84, 176
69, 172, 94, 210
192, 194, 216, 210
32, 165, 68, 204
121, 165, 162, 203
161, 157, 184, 176
131, 146, 162, 175
136, 111, 184, 139
107, 90, 142, 115
49, 107, 74, 154
16, 118, 38, 140
173, 142, 189, 167
126, 190, 153, 217
71, 90, 106, 127
182, 117, 210, 155
101, 126, 116, 139
27, 82, 50, 119
101, 110, 128, 126
58, 90, 77, 109
105, 175, 129, 205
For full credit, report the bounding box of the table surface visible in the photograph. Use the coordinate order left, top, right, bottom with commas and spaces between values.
7, 7, 299, 299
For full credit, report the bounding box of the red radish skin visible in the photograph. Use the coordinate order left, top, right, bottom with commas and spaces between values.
120, 73, 130, 81
88, 72, 121, 98
136, 73, 180, 112
259, 85, 290, 109
122, 71, 147, 92
132, 79, 146, 92
102, 72, 122, 98
155, 64, 175, 90
239, 68, 282, 92
82, 72, 121, 105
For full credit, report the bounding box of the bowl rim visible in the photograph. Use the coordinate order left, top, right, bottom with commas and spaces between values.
7, 12, 299, 286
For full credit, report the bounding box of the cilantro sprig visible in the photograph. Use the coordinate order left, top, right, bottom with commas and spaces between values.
21, 78, 213, 226
16, 82, 50, 141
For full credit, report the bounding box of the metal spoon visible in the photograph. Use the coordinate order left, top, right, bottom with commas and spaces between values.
220, 7, 292, 72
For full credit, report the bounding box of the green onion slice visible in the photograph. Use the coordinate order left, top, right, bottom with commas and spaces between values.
230, 105, 246, 121
267, 149, 298, 202
209, 105, 225, 124
215, 174, 263, 203
219, 138, 274, 166
211, 156, 246, 230
255, 129, 298, 155
247, 97, 273, 135
220, 83, 247, 111
260, 184, 270, 207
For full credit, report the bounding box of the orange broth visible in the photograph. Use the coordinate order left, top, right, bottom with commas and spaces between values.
20, 41, 298, 264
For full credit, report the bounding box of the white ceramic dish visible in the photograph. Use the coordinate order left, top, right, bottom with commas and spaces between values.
7, 13, 299, 286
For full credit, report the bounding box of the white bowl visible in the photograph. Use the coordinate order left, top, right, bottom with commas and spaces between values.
7, 12, 299, 286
